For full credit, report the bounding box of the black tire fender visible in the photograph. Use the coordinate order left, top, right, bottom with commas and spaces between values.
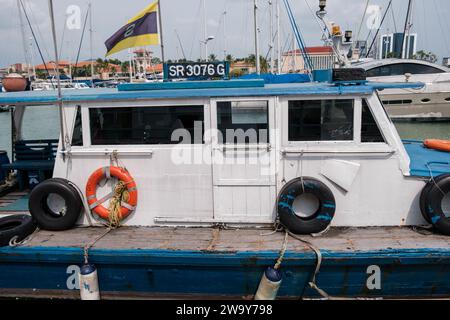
0, 215, 37, 247
421, 175, 450, 236
29, 178, 83, 231
420, 174, 450, 224
278, 177, 336, 235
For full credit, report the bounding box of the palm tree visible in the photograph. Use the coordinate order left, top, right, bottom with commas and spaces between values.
208, 54, 218, 62
225, 54, 234, 63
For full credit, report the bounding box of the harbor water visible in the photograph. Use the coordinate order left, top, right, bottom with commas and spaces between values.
0, 107, 449, 158
0, 106, 60, 157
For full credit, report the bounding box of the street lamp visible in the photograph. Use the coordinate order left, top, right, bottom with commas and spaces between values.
201, 36, 215, 61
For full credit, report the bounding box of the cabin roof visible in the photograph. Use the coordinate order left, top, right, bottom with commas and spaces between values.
0, 80, 423, 105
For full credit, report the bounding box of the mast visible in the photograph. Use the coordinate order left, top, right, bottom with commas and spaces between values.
254, 0, 261, 74
48, 0, 67, 158
276, 0, 281, 74
401, 0, 413, 59
17, 0, 30, 78
158, 0, 165, 64
269, 0, 275, 73
203, 0, 208, 61
89, 2, 94, 87
223, 8, 227, 60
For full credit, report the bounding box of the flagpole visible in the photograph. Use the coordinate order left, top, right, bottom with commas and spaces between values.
48, 0, 67, 159
158, 0, 165, 64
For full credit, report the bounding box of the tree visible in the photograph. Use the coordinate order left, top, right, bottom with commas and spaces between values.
35, 70, 46, 79
225, 54, 234, 63
412, 50, 438, 63
208, 54, 217, 62
151, 57, 162, 64
243, 54, 269, 73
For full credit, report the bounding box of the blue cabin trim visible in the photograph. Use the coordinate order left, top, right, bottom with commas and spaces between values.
0, 81, 424, 106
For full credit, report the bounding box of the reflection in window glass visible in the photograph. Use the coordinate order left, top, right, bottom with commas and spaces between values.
89, 106, 204, 145
361, 100, 385, 143
289, 100, 354, 141
217, 101, 269, 144
72, 106, 83, 146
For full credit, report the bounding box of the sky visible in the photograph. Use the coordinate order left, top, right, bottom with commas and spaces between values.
1, 0, 450, 68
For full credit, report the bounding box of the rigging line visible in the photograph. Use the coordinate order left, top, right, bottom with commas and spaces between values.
303, 0, 326, 33
390, 0, 397, 33
19, 0, 54, 88
71, 5, 90, 80
433, 0, 450, 54
188, 0, 203, 61
400, 0, 413, 59
174, 29, 187, 60
280, 32, 292, 71
24, 0, 51, 60
283, 0, 313, 73
365, 0, 392, 58
210, 8, 226, 55
356, 0, 370, 41
58, 14, 68, 62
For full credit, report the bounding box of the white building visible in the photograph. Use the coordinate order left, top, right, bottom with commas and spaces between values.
281, 46, 337, 73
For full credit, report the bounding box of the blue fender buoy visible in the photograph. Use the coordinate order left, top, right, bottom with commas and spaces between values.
79, 264, 100, 300
254, 267, 282, 300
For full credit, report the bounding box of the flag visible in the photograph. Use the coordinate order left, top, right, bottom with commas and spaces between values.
105, 1, 160, 57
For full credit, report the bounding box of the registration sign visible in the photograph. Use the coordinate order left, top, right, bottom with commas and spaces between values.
164, 62, 230, 80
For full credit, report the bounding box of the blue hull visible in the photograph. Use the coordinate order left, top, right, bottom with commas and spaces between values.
0, 246, 449, 299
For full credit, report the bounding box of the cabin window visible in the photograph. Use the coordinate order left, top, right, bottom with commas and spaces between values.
361, 100, 385, 143
366, 63, 444, 77
217, 101, 269, 144
89, 106, 204, 145
288, 99, 354, 141
71, 106, 83, 146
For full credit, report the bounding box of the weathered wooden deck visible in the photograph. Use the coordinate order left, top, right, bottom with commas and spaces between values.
19, 225, 450, 253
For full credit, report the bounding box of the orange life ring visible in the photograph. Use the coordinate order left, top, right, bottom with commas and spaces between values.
424, 139, 450, 153
85, 166, 138, 221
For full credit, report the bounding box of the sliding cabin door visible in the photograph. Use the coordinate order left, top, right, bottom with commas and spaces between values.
210, 98, 277, 223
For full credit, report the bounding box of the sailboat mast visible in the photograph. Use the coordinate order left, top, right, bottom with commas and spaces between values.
254, 0, 261, 74
48, 0, 67, 158
203, 0, 208, 61
17, 0, 30, 78
158, 0, 165, 64
276, 0, 281, 74
89, 2, 94, 87
401, 0, 413, 59
269, 0, 275, 73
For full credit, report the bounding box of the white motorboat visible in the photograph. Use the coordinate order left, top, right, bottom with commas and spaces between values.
353, 59, 450, 121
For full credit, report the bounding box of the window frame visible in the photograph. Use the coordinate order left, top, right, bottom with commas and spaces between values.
281, 95, 393, 153
78, 99, 210, 149
210, 97, 275, 148
216, 100, 270, 145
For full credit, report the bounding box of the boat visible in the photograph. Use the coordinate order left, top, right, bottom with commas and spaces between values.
311, 0, 450, 122
0, 69, 449, 299
352, 59, 450, 121
1, 73, 27, 92
31, 80, 90, 91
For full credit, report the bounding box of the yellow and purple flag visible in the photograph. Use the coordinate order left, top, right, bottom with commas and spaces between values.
105, 1, 160, 56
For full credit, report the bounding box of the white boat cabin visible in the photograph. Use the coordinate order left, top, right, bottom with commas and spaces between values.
0, 79, 449, 229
